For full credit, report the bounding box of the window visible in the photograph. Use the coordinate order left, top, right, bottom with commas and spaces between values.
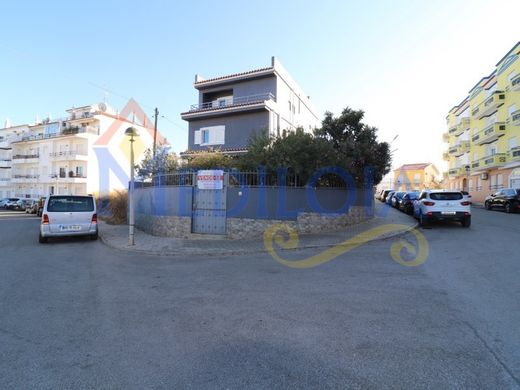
202, 129, 210, 144
430, 192, 463, 201
59, 167, 66, 178
76, 166, 83, 177
508, 137, 518, 151
47, 196, 94, 212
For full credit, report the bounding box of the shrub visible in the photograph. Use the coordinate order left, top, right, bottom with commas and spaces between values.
105, 189, 128, 225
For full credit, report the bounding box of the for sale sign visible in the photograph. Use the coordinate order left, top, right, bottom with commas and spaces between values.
197, 170, 224, 190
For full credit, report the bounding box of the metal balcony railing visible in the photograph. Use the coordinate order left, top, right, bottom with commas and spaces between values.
189, 93, 275, 111
12, 154, 39, 160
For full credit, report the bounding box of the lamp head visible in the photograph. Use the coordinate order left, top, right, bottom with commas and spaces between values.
125, 127, 139, 138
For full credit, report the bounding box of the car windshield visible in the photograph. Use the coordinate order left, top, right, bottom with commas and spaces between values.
430, 192, 463, 201
407, 193, 419, 199
47, 196, 94, 212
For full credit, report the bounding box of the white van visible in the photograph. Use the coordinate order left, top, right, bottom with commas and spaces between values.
39, 195, 98, 243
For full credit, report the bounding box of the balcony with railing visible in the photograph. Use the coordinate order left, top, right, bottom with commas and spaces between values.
0, 139, 11, 149
471, 122, 506, 145
182, 93, 276, 119
11, 174, 40, 183
448, 125, 458, 135
471, 153, 507, 171
457, 117, 471, 133
511, 74, 520, 92
508, 146, 520, 163
509, 109, 520, 126
442, 132, 450, 143
49, 173, 88, 183
448, 141, 471, 157
10, 126, 99, 144
448, 167, 465, 177
0, 159, 12, 168
11, 154, 40, 164
472, 91, 506, 119
49, 150, 89, 161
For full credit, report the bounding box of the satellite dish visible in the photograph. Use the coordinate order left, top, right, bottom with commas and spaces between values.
98, 103, 107, 112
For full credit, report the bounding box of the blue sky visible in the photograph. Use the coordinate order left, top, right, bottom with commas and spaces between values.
1, 0, 519, 172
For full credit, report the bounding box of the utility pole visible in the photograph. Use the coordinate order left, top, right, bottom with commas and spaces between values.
153, 107, 159, 159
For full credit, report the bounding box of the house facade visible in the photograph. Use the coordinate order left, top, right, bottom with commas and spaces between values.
443, 41, 520, 203
393, 163, 440, 191
180, 57, 320, 156
0, 100, 166, 199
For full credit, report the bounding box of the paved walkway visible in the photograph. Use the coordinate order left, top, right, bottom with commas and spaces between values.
99, 204, 418, 257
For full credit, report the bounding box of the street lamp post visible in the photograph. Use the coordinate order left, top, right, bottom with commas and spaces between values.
125, 127, 139, 246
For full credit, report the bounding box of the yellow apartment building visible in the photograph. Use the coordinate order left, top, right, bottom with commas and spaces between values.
444, 42, 520, 203
393, 163, 440, 191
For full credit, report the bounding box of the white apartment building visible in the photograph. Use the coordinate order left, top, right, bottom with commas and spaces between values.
0, 101, 166, 199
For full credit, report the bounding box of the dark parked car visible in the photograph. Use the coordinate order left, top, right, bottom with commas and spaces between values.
37, 197, 46, 217
2, 197, 20, 209
484, 188, 520, 213
11, 199, 32, 211
379, 189, 395, 202
385, 191, 396, 205
25, 200, 39, 214
391, 191, 406, 208
399, 191, 420, 214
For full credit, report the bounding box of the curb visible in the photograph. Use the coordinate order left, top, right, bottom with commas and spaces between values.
99, 221, 420, 258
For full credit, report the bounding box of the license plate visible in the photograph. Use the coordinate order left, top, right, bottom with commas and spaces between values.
441, 211, 456, 215
60, 225, 81, 231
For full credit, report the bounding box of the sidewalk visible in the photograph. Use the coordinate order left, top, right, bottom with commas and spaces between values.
99, 205, 418, 257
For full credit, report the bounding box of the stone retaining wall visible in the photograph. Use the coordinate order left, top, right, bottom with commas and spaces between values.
226, 206, 372, 239
135, 213, 192, 239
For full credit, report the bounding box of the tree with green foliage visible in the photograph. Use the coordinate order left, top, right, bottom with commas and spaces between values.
314, 107, 391, 185
185, 150, 237, 170
136, 146, 178, 179
239, 107, 391, 186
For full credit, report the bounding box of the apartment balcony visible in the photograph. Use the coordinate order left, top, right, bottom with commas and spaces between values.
49, 173, 88, 184
181, 93, 276, 120
471, 122, 506, 145
508, 146, 520, 163
448, 167, 465, 177
508, 109, 520, 126
510, 74, 520, 92
442, 132, 450, 143
11, 154, 40, 164
448, 125, 458, 135
49, 151, 89, 161
471, 91, 506, 120
11, 174, 40, 183
457, 118, 471, 133
0, 159, 11, 168
442, 151, 450, 161
448, 141, 471, 157
0, 140, 11, 149
471, 153, 507, 171
10, 126, 99, 144
0, 178, 10, 186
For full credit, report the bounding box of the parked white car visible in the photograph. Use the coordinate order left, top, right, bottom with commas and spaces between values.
413, 190, 471, 227
39, 195, 98, 243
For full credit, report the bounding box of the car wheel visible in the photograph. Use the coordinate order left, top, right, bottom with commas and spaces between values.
485, 201, 492, 210
39, 234, 47, 244
461, 217, 471, 228
505, 202, 512, 214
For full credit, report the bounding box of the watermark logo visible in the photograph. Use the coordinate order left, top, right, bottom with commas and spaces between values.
263, 223, 429, 269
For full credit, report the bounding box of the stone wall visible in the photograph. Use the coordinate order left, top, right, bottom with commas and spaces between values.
226, 218, 297, 240
135, 213, 192, 239
226, 206, 372, 239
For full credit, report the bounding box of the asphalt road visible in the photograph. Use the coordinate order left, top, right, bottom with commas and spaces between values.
0, 207, 519, 389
